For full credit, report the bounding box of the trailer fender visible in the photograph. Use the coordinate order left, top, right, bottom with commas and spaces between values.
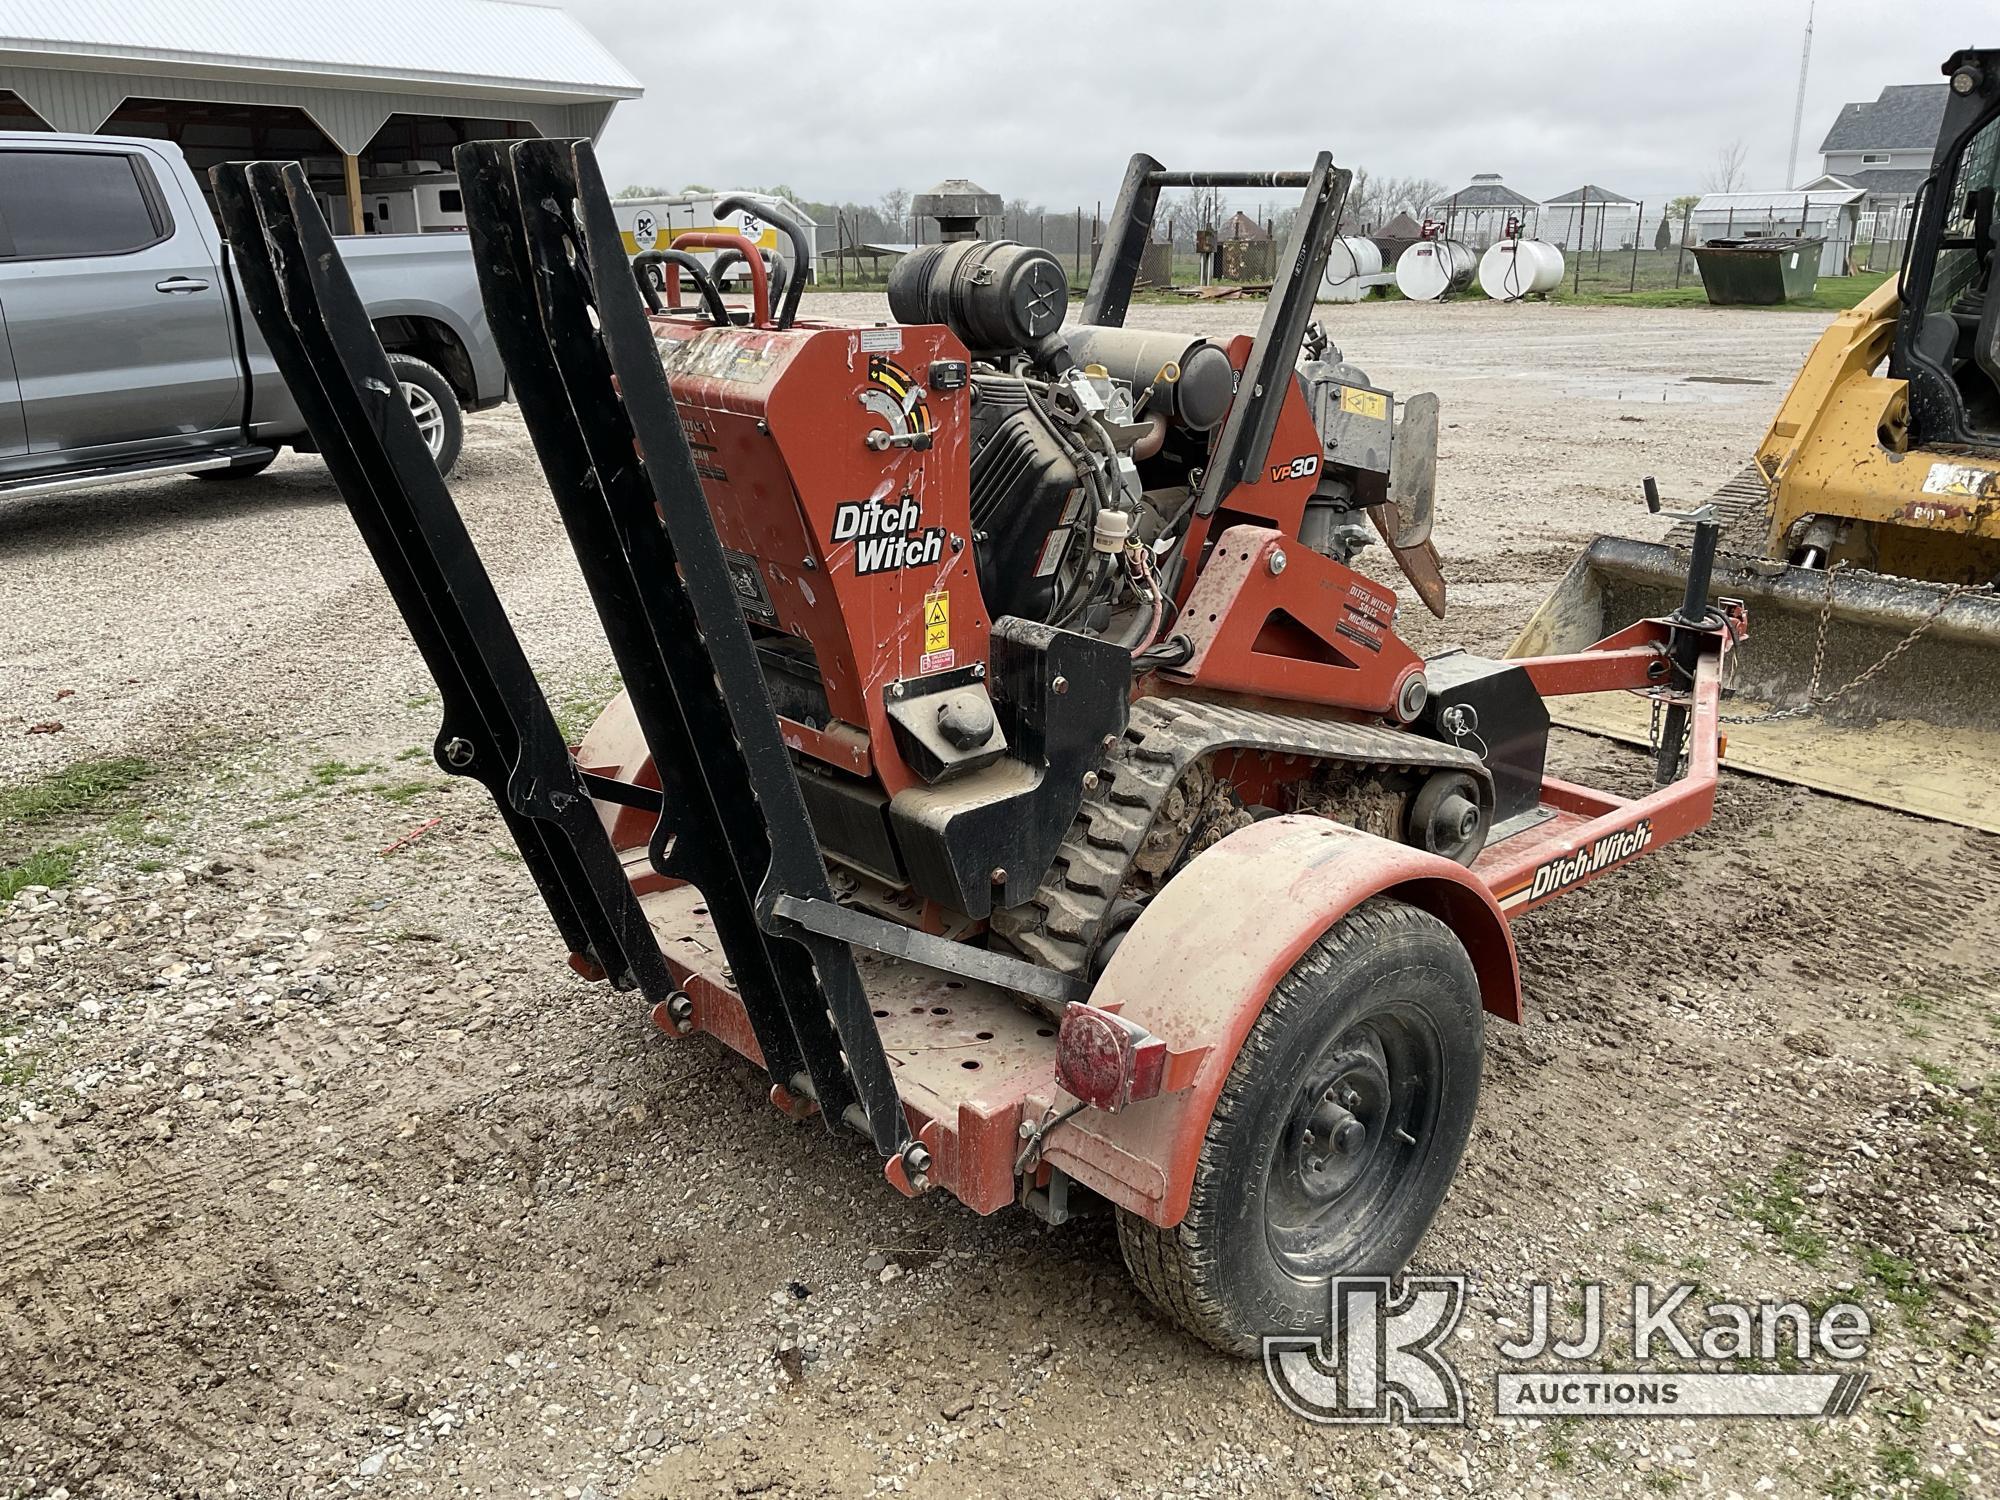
1048, 814, 1520, 1227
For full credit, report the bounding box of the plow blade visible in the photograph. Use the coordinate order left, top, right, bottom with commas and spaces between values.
1511, 534, 2000, 833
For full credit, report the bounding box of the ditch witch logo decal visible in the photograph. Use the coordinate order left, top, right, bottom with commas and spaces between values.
1498, 818, 1654, 912
829, 497, 946, 575
1264, 1277, 1872, 1426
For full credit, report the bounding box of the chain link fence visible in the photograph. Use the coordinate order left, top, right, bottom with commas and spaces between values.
816, 190, 1918, 298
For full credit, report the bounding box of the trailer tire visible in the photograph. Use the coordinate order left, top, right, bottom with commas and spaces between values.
1116, 898, 1483, 1356
388, 353, 463, 478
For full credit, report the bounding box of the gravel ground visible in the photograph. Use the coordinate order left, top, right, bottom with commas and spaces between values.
2, 296, 1996, 1499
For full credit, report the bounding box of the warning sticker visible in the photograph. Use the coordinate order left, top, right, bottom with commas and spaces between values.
920, 590, 953, 673
859, 326, 905, 353
1340, 386, 1388, 420
923, 590, 950, 654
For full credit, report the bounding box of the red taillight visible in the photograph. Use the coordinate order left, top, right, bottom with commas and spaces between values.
1055, 1002, 1168, 1112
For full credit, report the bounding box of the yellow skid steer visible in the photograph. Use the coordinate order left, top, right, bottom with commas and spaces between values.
1514, 47, 2000, 832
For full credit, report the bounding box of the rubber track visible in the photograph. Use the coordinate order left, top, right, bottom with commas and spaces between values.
989, 695, 1488, 983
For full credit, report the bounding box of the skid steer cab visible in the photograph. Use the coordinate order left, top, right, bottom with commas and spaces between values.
212, 140, 1740, 1355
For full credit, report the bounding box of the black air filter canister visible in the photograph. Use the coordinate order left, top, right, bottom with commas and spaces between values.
1062, 326, 1236, 431
887, 240, 1070, 356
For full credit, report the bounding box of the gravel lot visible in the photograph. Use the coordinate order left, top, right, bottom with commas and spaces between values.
2, 295, 1996, 1499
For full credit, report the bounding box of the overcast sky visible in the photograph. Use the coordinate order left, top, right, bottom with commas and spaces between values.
570, 0, 1987, 212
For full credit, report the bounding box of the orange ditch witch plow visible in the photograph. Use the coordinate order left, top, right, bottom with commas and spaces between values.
213, 141, 1740, 1353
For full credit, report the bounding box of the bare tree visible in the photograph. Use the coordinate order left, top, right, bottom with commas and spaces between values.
1370, 176, 1448, 222
1339, 166, 1373, 230
615, 184, 670, 199
1185, 184, 1226, 245
879, 187, 911, 239
1703, 140, 1750, 195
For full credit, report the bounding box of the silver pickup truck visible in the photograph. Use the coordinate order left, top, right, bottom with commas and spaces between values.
0, 132, 504, 491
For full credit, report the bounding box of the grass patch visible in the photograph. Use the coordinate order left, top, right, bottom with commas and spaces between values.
358, 779, 437, 805
1863, 1250, 1931, 1315
307, 759, 378, 787
554, 677, 624, 745
1877, 1443, 1922, 1482
0, 1047, 41, 1090
1549, 271, 1891, 311
1545, 1418, 1579, 1473
0, 756, 151, 828
1728, 1155, 1828, 1265
0, 846, 80, 902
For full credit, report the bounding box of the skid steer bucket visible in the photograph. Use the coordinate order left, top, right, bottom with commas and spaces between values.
211, 147, 916, 1170
1511, 529, 2000, 833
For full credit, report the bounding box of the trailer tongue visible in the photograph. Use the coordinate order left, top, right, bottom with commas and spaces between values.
212, 140, 1739, 1354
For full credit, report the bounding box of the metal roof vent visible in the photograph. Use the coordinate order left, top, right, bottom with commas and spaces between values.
913, 178, 1002, 241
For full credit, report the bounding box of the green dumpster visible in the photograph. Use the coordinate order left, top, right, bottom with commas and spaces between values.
1690, 237, 1823, 305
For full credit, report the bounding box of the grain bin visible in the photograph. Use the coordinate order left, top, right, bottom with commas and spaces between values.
1477, 238, 1565, 301
1394, 239, 1476, 301
1320, 236, 1383, 302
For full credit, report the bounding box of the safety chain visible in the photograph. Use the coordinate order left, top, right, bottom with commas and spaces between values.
1719, 563, 1993, 726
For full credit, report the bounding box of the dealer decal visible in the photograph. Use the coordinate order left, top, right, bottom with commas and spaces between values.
830, 496, 946, 574
1499, 819, 1654, 911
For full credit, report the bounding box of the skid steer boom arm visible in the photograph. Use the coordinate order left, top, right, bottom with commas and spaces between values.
211, 149, 916, 1169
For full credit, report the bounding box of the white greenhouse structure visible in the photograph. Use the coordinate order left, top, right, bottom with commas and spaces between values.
1688, 189, 1865, 277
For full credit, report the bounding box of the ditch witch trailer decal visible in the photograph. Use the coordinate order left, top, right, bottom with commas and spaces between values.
1498, 819, 1655, 911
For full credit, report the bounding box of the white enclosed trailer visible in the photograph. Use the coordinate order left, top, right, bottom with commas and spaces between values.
611, 191, 818, 285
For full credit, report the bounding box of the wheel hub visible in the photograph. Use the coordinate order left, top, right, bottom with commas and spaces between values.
1291, 1054, 1387, 1205
1260, 1013, 1443, 1282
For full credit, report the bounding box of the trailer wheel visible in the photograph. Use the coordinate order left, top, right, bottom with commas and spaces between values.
1116, 898, 1483, 1356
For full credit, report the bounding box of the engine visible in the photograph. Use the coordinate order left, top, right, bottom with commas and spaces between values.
887, 237, 1411, 651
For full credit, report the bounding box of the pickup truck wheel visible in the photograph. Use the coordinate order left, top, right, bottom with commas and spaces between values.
1115, 899, 1483, 1356
388, 353, 464, 478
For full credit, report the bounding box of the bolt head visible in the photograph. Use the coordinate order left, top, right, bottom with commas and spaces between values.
1052, 675, 1069, 695
1267, 549, 1287, 576
1082, 771, 1100, 790
989, 867, 1008, 886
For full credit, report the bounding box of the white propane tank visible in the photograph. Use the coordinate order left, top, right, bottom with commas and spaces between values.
1478, 238, 1566, 301
1394, 239, 1477, 301
1320, 236, 1383, 302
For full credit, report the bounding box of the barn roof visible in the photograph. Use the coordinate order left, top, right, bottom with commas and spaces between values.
0, 0, 641, 101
